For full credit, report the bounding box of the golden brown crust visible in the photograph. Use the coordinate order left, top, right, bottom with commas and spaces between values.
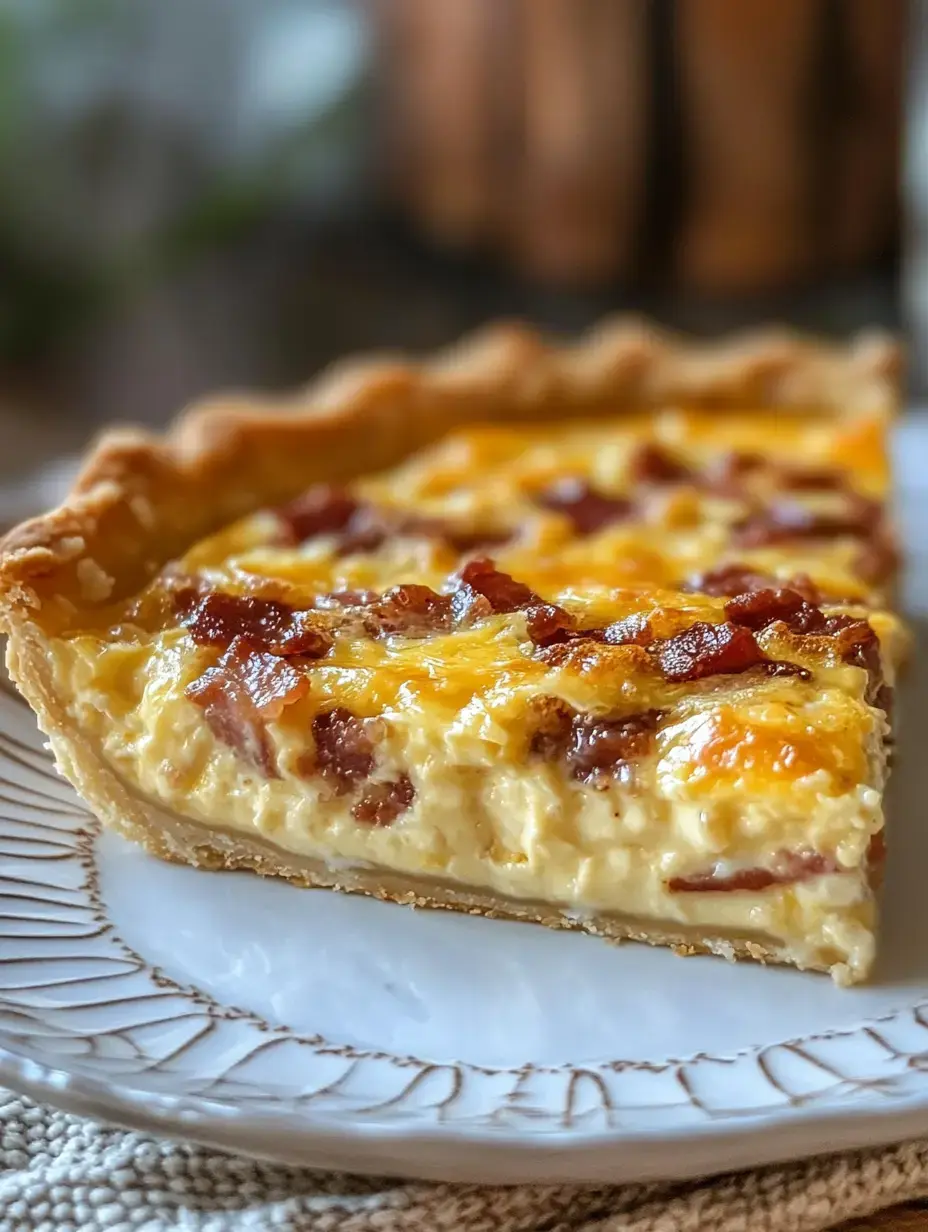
0, 317, 900, 627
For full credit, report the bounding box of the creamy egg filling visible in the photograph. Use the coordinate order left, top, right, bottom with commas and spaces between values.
48, 610, 890, 983
38, 409, 900, 984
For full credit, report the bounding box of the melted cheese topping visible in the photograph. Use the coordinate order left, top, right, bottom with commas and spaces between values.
48, 408, 902, 982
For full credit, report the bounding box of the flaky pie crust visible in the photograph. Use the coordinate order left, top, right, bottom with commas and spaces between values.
0, 319, 901, 969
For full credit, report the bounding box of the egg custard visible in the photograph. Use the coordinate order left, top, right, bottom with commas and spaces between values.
0, 322, 904, 984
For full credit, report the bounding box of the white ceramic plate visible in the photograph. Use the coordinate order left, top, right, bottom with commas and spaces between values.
2, 420, 928, 1185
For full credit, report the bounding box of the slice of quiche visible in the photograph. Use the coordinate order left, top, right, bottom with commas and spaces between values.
0, 322, 904, 984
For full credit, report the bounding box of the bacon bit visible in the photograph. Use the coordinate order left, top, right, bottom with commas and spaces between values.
447, 559, 574, 644
778, 465, 844, 491
734, 496, 881, 548
440, 526, 512, 554
318, 583, 454, 639
335, 508, 509, 557
757, 660, 813, 680
185, 637, 309, 776
276, 485, 359, 543
171, 585, 205, 618
724, 587, 826, 635
383, 513, 510, 556
314, 570, 568, 642
528, 697, 662, 787
649, 621, 766, 682
684, 564, 823, 605
370, 584, 453, 637
536, 611, 808, 680
630, 443, 691, 485
568, 711, 664, 788
824, 615, 884, 703
867, 830, 887, 869
352, 776, 415, 826
537, 477, 633, 535
787, 573, 826, 605
450, 557, 539, 623
310, 707, 378, 794
276, 484, 507, 557
602, 612, 653, 645
867, 829, 887, 890
331, 505, 393, 556
524, 603, 576, 647
668, 850, 836, 893
683, 565, 777, 597
178, 592, 333, 658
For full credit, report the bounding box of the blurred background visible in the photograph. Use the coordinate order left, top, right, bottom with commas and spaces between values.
0, 0, 916, 486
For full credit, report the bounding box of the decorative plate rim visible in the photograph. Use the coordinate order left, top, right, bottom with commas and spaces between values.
2, 686, 928, 1180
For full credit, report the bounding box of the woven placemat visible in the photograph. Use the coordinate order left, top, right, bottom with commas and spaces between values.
2, 1093, 928, 1232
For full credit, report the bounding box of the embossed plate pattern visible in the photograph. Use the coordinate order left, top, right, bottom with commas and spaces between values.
1, 422, 928, 1184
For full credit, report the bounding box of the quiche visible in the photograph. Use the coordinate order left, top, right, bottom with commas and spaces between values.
0, 322, 904, 984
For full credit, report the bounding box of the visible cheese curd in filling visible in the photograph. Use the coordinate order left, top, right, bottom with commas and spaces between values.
46, 409, 903, 981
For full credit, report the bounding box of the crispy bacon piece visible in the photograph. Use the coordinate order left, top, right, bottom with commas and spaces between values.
331, 504, 393, 556
310, 707, 378, 794
352, 776, 415, 826
568, 711, 663, 787
649, 621, 766, 682
524, 603, 576, 647
824, 615, 885, 704
867, 830, 887, 870
276, 485, 507, 557
451, 557, 537, 620
178, 592, 333, 657
307, 707, 415, 823
537, 477, 633, 535
668, 850, 836, 893
734, 495, 881, 548
319, 583, 454, 639
778, 572, 823, 605
529, 697, 662, 787
630, 443, 691, 485
602, 612, 653, 646
314, 569, 570, 643
185, 637, 309, 776
724, 587, 826, 635
537, 610, 808, 679
683, 564, 823, 605
448, 559, 575, 644
336, 508, 509, 557
276, 485, 360, 543
777, 465, 844, 491
369, 584, 454, 637
439, 526, 512, 554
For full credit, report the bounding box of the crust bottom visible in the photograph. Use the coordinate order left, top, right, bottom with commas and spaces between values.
115, 800, 831, 975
